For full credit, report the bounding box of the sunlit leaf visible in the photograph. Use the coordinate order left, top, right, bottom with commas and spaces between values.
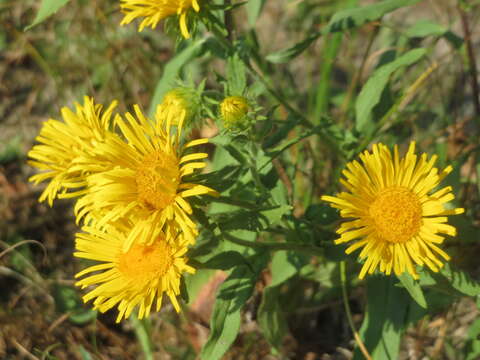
26, 0, 71, 30
355, 48, 427, 131
200, 253, 268, 360
397, 273, 427, 309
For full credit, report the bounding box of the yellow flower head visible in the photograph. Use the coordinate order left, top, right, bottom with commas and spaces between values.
75, 224, 194, 322
120, 0, 201, 38
74, 104, 217, 250
220, 96, 250, 130
156, 87, 201, 127
27, 97, 118, 206
322, 142, 464, 280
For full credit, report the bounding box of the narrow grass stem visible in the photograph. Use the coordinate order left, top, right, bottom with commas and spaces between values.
340, 261, 372, 360
458, 3, 480, 118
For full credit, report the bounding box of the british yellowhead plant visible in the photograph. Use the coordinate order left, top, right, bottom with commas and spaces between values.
23, 0, 480, 358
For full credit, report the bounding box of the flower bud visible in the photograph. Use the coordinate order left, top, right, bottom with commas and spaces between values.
156, 87, 201, 127
220, 96, 250, 130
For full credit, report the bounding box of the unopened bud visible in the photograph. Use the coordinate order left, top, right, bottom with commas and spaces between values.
156, 87, 201, 126
220, 96, 250, 130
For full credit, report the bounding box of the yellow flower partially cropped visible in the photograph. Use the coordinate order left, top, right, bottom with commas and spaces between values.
74, 104, 217, 250
220, 96, 250, 130
75, 224, 194, 322
120, 0, 201, 38
28, 97, 118, 206
322, 142, 464, 280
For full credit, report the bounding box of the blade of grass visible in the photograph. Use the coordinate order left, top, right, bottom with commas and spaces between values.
131, 316, 153, 360
312, 0, 358, 122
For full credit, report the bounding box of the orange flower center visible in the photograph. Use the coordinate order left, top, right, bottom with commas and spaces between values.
136, 150, 180, 210
118, 240, 173, 281
369, 186, 422, 243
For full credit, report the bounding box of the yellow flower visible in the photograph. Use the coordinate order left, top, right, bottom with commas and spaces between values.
322, 142, 464, 279
156, 87, 201, 126
27, 97, 118, 206
220, 96, 250, 130
120, 0, 201, 39
75, 224, 194, 322
74, 104, 217, 250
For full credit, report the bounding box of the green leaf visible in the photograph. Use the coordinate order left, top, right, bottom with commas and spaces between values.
266, 32, 321, 64
465, 318, 480, 360
0, 135, 23, 164
131, 317, 154, 360
68, 309, 97, 325
26, 0, 72, 30
78, 346, 94, 360
266, 0, 421, 64
226, 54, 247, 96
148, 39, 206, 117
260, 205, 292, 227
419, 264, 480, 297
312, 0, 358, 119
325, 0, 421, 33
270, 251, 307, 287
405, 20, 448, 38
405, 20, 463, 48
355, 48, 427, 131
217, 205, 291, 232
53, 284, 82, 313
397, 273, 427, 309
257, 286, 288, 352
353, 276, 409, 360
246, 0, 266, 26
304, 203, 338, 225
200, 253, 268, 360
202, 251, 248, 270
257, 251, 308, 351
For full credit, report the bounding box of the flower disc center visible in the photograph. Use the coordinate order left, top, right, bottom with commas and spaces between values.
136, 150, 180, 210
369, 186, 422, 243
118, 240, 173, 281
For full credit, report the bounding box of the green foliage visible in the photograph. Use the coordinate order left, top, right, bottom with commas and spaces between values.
420, 264, 480, 297
266, 0, 421, 63
354, 276, 411, 360
148, 39, 208, 117
397, 273, 427, 309
465, 318, 480, 360
226, 54, 247, 96
200, 252, 268, 360
52, 284, 97, 325
355, 48, 427, 132
26, 0, 72, 30
246, 0, 266, 26
0, 136, 23, 164
325, 0, 422, 33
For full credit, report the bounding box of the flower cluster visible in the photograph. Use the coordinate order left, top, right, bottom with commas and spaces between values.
28, 95, 216, 321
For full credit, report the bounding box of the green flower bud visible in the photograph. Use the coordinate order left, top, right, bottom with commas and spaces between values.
220, 96, 250, 130
156, 87, 201, 126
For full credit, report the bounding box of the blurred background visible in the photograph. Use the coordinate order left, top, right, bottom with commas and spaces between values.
1, 0, 480, 359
